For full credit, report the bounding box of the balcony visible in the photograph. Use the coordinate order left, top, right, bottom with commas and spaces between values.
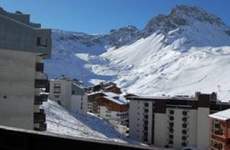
36, 63, 44, 72
34, 111, 46, 124
36, 72, 48, 80
34, 122, 47, 131
0, 125, 153, 150
35, 79, 49, 89
34, 94, 48, 105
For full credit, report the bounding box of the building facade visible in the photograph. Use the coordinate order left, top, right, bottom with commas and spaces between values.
88, 91, 129, 133
49, 77, 88, 114
209, 109, 230, 150
0, 8, 51, 131
127, 92, 230, 149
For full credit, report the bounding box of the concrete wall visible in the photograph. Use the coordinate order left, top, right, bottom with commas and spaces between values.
70, 95, 88, 114
197, 107, 210, 150
0, 11, 51, 57
129, 100, 145, 142
0, 49, 36, 130
154, 113, 168, 147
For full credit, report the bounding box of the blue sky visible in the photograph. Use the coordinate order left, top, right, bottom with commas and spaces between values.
0, 0, 229, 34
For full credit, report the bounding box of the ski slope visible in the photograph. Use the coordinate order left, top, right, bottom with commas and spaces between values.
42, 100, 135, 143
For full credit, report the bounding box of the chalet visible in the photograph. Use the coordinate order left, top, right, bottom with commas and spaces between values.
209, 109, 230, 150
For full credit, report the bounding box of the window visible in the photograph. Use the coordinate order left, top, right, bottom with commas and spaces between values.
169, 110, 174, 115
182, 111, 188, 116
144, 103, 149, 107
169, 128, 174, 133
169, 134, 173, 139
182, 117, 187, 122
182, 130, 187, 135
182, 123, 187, 128
169, 122, 174, 127
37, 37, 41, 46
169, 140, 173, 144
169, 116, 174, 121
182, 136, 187, 140
37, 37, 48, 47
57, 100, 62, 105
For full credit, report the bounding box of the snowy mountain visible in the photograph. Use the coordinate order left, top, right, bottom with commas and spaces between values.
42, 100, 135, 143
45, 5, 230, 101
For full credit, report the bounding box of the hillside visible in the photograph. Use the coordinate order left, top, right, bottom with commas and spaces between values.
45, 5, 230, 101
42, 100, 135, 143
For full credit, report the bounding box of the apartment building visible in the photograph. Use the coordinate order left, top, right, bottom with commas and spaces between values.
209, 109, 230, 150
49, 76, 88, 114
88, 91, 129, 133
127, 92, 230, 149
0, 8, 51, 131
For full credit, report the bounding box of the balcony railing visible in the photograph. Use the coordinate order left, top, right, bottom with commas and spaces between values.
0, 125, 153, 150
35, 79, 49, 89
34, 122, 47, 131
34, 94, 48, 105
34, 111, 46, 124
36, 63, 44, 72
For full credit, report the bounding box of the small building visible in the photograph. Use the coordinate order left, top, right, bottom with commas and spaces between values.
0, 8, 51, 131
88, 82, 122, 94
88, 91, 129, 132
126, 92, 230, 149
49, 76, 88, 114
209, 109, 230, 150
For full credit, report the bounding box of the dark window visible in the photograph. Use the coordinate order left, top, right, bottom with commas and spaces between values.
36, 63, 44, 72
57, 100, 62, 105
182, 111, 188, 116
182, 136, 187, 140
182, 130, 187, 134
169, 128, 174, 133
3, 95, 7, 99
169, 122, 174, 127
182, 117, 187, 122
169, 140, 173, 144
169, 134, 174, 139
37, 37, 41, 46
169, 116, 174, 121
72, 90, 76, 95
169, 110, 174, 114
182, 123, 187, 128
144, 103, 149, 107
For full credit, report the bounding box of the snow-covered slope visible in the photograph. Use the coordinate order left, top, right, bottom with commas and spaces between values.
42, 100, 133, 143
45, 5, 230, 101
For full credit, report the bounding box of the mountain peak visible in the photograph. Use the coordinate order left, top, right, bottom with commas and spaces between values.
170, 5, 224, 26
144, 5, 225, 36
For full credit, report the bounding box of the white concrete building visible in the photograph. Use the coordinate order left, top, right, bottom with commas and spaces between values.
127, 92, 230, 149
0, 8, 51, 131
49, 77, 88, 114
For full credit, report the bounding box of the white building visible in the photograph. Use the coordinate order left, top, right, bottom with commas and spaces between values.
127, 92, 230, 149
49, 77, 88, 114
0, 8, 51, 131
